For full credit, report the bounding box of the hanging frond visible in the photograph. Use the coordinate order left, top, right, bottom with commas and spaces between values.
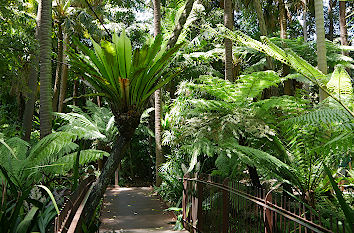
49, 149, 109, 175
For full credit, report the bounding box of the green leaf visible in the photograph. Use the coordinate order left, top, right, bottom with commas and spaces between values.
37, 185, 60, 215
15, 206, 39, 233
323, 164, 354, 233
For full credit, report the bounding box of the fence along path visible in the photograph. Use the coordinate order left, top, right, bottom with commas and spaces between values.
182, 174, 350, 233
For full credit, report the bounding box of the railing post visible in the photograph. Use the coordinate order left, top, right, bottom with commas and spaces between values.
223, 178, 229, 233
192, 173, 199, 233
196, 174, 203, 232
264, 192, 273, 233
182, 174, 188, 230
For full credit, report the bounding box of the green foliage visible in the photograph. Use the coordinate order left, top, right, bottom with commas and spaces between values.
69, 30, 184, 115
324, 164, 354, 233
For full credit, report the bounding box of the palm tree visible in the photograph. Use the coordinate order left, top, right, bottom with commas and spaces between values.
153, 0, 163, 187
224, 0, 233, 81
69, 31, 184, 224
39, 0, 53, 138
314, 0, 328, 101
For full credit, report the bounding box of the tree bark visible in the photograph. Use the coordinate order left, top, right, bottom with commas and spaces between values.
224, 0, 234, 81
328, 0, 334, 41
52, 23, 63, 112
22, 2, 41, 141
302, 0, 308, 42
253, 0, 274, 70
314, 0, 328, 101
279, 0, 293, 96
153, 0, 164, 187
81, 115, 140, 226
166, 0, 195, 49
39, 0, 53, 138
58, 31, 69, 112
339, 0, 348, 56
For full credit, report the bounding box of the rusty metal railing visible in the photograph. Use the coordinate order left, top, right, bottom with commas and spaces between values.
182, 174, 349, 233
54, 175, 95, 233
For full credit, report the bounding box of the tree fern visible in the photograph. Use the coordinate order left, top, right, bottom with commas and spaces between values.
49, 149, 109, 175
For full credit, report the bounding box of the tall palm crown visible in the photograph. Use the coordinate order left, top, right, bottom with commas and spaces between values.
70, 31, 183, 117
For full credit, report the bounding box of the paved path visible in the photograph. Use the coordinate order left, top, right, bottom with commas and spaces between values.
99, 186, 188, 233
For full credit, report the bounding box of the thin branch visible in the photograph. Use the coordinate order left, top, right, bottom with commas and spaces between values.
83, 0, 112, 38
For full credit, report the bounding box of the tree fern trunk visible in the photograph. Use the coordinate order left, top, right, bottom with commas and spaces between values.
224, 0, 233, 81
253, 0, 274, 70
279, 0, 293, 96
314, 0, 328, 101
302, 0, 308, 42
52, 22, 63, 112
339, 0, 348, 56
23, 2, 41, 141
153, 0, 164, 187
328, 0, 334, 41
58, 31, 69, 112
39, 0, 52, 138
167, 0, 194, 49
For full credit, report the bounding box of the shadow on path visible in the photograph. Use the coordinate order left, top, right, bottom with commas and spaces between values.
99, 186, 188, 233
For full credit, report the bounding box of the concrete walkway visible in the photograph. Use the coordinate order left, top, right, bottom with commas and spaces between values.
99, 186, 188, 233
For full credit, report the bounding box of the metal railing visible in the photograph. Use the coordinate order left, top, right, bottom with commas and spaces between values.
182, 174, 349, 233
54, 175, 95, 233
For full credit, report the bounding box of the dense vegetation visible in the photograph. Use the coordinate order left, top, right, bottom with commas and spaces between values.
0, 0, 353, 232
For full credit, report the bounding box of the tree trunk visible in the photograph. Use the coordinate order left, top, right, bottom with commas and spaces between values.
247, 165, 262, 188
81, 115, 140, 227
224, 0, 233, 81
23, 2, 41, 141
253, 0, 274, 70
39, 0, 52, 138
52, 23, 63, 112
302, 0, 308, 42
314, 0, 328, 101
153, 0, 164, 187
166, 0, 195, 49
339, 0, 348, 56
73, 79, 79, 106
328, 0, 334, 41
279, 0, 293, 96
58, 31, 69, 112
22, 57, 39, 141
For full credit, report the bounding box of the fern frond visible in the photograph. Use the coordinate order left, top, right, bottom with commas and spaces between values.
281, 108, 354, 130
27, 132, 78, 167
48, 149, 109, 175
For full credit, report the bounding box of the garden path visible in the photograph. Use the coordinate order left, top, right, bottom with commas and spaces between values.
99, 186, 188, 233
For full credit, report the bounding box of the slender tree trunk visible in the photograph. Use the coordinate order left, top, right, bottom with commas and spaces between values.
22, 57, 39, 141
279, 0, 293, 96
328, 0, 334, 41
166, 0, 195, 100
39, 0, 52, 138
153, 0, 164, 187
73, 79, 79, 106
81, 115, 140, 226
52, 23, 63, 112
314, 0, 328, 101
339, 0, 348, 56
58, 31, 69, 112
302, 0, 308, 42
253, 0, 274, 70
166, 0, 195, 49
224, 0, 233, 81
22, 2, 41, 141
